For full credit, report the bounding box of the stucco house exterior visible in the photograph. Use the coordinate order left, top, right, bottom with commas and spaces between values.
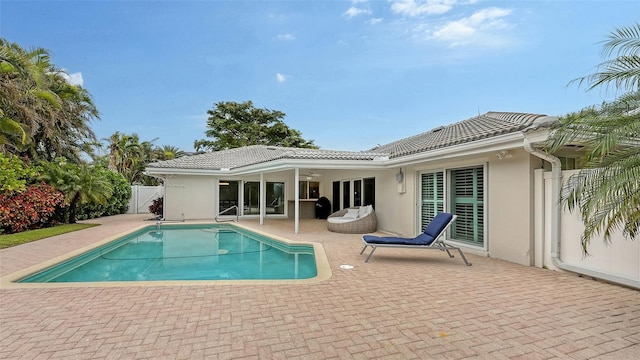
145, 111, 640, 289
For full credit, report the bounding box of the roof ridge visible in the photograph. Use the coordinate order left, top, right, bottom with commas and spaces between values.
484, 111, 546, 124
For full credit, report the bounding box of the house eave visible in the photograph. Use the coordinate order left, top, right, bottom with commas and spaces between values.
145, 158, 390, 177
383, 131, 534, 167
145, 129, 553, 176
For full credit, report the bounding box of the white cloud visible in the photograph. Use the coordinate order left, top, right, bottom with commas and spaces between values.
276, 73, 287, 83
367, 18, 383, 25
277, 33, 295, 41
390, 0, 457, 16
344, 6, 372, 19
432, 7, 512, 46
61, 71, 84, 86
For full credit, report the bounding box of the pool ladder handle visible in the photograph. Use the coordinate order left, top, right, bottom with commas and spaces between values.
154, 218, 186, 230
215, 205, 239, 223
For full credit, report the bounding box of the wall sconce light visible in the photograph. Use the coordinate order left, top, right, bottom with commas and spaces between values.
396, 169, 404, 183
496, 150, 512, 160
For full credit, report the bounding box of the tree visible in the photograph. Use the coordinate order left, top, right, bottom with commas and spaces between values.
155, 145, 185, 161
550, 23, 640, 254
571, 23, 640, 92
0, 39, 99, 162
75, 168, 131, 220
103, 132, 184, 185
39, 159, 113, 223
104, 132, 153, 183
194, 100, 318, 152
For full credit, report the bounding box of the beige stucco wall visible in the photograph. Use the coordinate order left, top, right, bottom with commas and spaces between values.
374, 169, 416, 237
375, 149, 537, 266
486, 149, 537, 266
159, 150, 539, 266
163, 175, 216, 221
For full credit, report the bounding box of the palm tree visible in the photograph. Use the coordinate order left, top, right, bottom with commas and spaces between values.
0, 39, 51, 154
571, 23, 640, 93
0, 39, 99, 161
39, 159, 113, 223
105, 132, 142, 179
106, 131, 124, 171
550, 23, 640, 253
42, 74, 99, 162
155, 145, 185, 161
65, 163, 113, 223
0, 109, 27, 153
104, 132, 163, 184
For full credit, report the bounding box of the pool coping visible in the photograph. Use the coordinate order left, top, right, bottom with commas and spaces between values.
0, 221, 333, 288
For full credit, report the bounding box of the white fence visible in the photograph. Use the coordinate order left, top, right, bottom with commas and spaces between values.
537, 170, 640, 284
127, 185, 164, 214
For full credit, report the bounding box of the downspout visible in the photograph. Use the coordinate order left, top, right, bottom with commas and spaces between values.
524, 139, 640, 289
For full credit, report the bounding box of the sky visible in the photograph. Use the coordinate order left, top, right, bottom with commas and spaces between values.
2, 1, 639, 153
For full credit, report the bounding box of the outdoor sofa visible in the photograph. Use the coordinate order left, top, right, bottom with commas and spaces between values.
327, 205, 377, 234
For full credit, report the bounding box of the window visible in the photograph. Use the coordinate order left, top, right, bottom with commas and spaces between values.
354, 180, 362, 206
558, 156, 578, 170
363, 177, 375, 208
449, 167, 484, 246
244, 181, 285, 215
267, 182, 285, 214
332, 178, 375, 210
298, 181, 319, 199
243, 182, 259, 215
421, 172, 443, 230
342, 181, 350, 208
219, 180, 239, 215
420, 167, 484, 247
332, 181, 340, 212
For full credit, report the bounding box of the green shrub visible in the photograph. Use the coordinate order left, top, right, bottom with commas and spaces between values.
0, 154, 37, 192
76, 169, 131, 220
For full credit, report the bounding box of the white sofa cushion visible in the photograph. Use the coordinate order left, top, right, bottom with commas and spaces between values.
344, 209, 360, 219
357, 207, 366, 217
327, 217, 356, 224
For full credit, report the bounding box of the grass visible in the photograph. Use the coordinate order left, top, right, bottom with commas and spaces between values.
0, 223, 99, 249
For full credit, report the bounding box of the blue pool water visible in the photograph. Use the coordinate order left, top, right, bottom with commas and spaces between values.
19, 224, 317, 282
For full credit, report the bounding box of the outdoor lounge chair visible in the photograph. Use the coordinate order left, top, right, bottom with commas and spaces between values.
327, 205, 377, 234
360, 212, 472, 266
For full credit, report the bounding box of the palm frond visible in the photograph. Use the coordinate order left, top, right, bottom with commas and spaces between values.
572, 55, 640, 92
601, 23, 640, 58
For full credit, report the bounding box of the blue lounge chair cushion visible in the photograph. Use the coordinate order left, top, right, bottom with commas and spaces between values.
362, 233, 437, 246
362, 212, 453, 246
362, 235, 405, 244
403, 233, 436, 245
424, 213, 453, 238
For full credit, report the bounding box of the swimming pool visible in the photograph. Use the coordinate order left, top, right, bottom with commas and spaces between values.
17, 224, 319, 283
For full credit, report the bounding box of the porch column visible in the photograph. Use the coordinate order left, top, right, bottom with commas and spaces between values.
259, 172, 265, 225
294, 168, 300, 233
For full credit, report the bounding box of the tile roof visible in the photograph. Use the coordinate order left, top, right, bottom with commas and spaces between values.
146, 112, 555, 171
369, 111, 554, 158
147, 145, 388, 170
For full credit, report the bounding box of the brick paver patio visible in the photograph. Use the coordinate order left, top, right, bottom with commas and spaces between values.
1, 214, 639, 359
